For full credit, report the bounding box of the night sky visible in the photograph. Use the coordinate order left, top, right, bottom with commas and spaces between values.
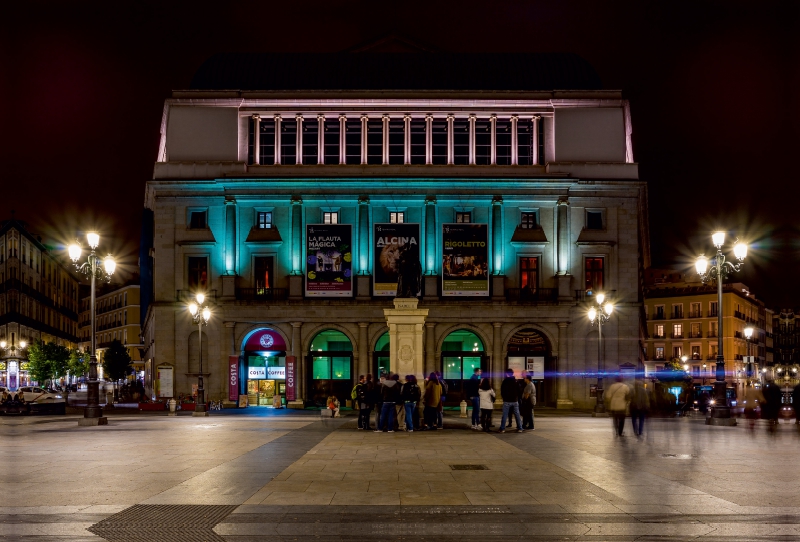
3, 1, 798, 308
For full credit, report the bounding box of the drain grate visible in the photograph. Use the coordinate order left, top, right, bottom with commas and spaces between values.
660, 454, 698, 459
449, 464, 489, 470
88, 504, 237, 542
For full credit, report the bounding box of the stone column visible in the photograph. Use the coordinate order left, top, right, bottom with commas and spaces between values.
423, 196, 438, 299
557, 322, 573, 409
446, 114, 454, 165
532, 116, 541, 165
289, 196, 303, 299
490, 115, 497, 165
295, 115, 303, 165
358, 322, 369, 379
425, 322, 436, 377
291, 322, 304, 403
556, 196, 572, 299
468, 114, 476, 165
339, 115, 346, 165
382, 114, 390, 165
317, 114, 325, 165
425, 114, 433, 165
491, 196, 504, 300
361, 115, 368, 165
252, 114, 261, 165
510, 115, 518, 166
493, 322, 503, 404
404, 115, 411, 165
274, 114, 281, 165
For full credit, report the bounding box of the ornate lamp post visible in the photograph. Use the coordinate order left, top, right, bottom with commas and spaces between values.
695, 231, 747, 425
188, 293, 211, 416
588, 293, 614, 415
744, 325, 754, 386
68, 233, 116, 426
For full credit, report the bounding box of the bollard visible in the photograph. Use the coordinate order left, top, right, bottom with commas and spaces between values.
168, 398, 177, 416
460, 400, 468, 418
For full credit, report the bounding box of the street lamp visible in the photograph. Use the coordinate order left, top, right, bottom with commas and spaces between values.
68, 232, 116, 426
588, 292, 614, 415
695, 231, 746, 425
188, 293, 211, 416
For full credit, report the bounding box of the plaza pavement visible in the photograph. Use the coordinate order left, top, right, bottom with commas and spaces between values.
2, 408, 800, 541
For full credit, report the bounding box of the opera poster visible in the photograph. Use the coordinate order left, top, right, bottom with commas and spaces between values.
442, 223, 489, 296
373, 223, 420, 296
305, 224, 352, 297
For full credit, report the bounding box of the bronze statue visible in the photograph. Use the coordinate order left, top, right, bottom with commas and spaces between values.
396, 244, 422, 298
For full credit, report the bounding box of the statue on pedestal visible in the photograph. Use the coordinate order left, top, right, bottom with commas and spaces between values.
396, 245, 422, 298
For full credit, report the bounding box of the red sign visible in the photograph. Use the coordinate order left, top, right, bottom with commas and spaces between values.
229, 356, 239, 402
285, 356, 296, 401
243, 329, 287, 352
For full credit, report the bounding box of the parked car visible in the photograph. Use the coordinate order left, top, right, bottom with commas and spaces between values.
18, 387, 65, 404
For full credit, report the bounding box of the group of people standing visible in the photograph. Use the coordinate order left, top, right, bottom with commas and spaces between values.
465, 368, 537, 433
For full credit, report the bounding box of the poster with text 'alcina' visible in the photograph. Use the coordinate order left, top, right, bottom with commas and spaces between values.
442, 223, 489, 296
373, 223, 420, 296
305, 224, 352, 297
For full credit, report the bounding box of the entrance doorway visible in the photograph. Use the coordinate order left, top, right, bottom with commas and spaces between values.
440, 330, 486, 404
242, 328, 288, 407
374, 332, 390, 378
307, 329, 353, 407
507, 328, 551, 405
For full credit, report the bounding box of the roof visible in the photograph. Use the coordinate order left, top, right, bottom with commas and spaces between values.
190, 53, 602, 92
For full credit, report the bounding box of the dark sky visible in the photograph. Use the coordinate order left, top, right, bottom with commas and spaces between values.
3, 1, 798, 308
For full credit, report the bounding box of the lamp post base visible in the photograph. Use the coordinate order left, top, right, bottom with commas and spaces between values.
78, 417, 108, 426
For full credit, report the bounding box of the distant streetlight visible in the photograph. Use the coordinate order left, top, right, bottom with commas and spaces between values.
189, 293, 211, 416
588, 293, 614, 415
744, 325, 755, 385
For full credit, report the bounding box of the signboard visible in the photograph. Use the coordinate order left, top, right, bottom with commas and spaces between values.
528, 357, 545, 380
238, 395, 248, 408
373, 223, 420, 296
442, 224, 489, 296
243, 329, 287, 352
306, 224, 352, 297
267, 366, 285, 379
155, 365, 173, 398
229, 356, 239, 402
285, 356, 296, 401
248, 366, 267, 379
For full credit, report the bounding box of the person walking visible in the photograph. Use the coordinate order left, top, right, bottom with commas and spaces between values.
521, 373, 536, 430
436, 371, 448, 429
373, 374, 385, 431
629, 380, 650, 437
423, 372, 442, 430
743, 383, 766, 431
357, 374, 373, 430
762, 379, 782, 428
401, 374, 421, 432
604, 376, 630, 437
465, 367, 482, 430
499, 368, 524, 433
793, 382, 800, 425
376, 373, 401, 432
478, 378, 495, 432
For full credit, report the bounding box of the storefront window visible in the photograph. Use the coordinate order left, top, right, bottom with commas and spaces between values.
308, 329, 353, 407
375, 332, 390, 377
313, 357, 331, 379
440, 330, 485, 401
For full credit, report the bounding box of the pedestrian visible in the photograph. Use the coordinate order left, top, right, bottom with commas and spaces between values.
354, 375, 366, 429
376, 373, 401, 432
604, 376, 630, 436
743, 383, 765, 431
465, 367, 482, 430
793, 382, 800, 425
762, 379, 782, 427
401, 374, 421, 432
436, 371, 448, 429
629, 380, 650, 437
357, 374, 373, 430
478, 377, 495, 432
422, 372, 442, 430
373, 374, 385, 430
499, 368, 524, 433
521, 373, 536, 430
327, 395, 339, 418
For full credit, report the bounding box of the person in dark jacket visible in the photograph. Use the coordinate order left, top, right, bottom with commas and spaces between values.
793, 382, 800, 425
762, 380, 782, 427
357, 374, 373, 430
499, 368, 524, 433
436, 371, 448, 429
520, 373, 536, 430
372, 374, 385, 430
376, 373, 401, 432
465, 368, 482, 429
400, 375, 422, 432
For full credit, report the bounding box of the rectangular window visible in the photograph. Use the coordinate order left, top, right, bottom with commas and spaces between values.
655, 346, 665, 360
324, 119, 340, 165
187, 257, 208, 290
389, 212, 405, 224
520, 211, 538, 229
537, 117, 545, 165
690, 302, 701, 318
585, 257, 604, 292
331, 357, 351, 380
254, 256, 273, 292
475, 119, 491, 165
654, 324, 664, 338
453, 118, 469, 165
709, 301, 718, 317
691, 345, 701, 360
586, 210, 604, 230
655, 305, 665, 319
259, 118, 275, 165
709, 321, 718, 337
345, 119, 361, 165
312, 357, 331, 379
323, 212, 339, 225
456, 212, 471, 223
189, 210, 207, 229
248, 116, 255, 165
443, 357, 462, 381
691, 323, 701, 338
520, 257, 538, 292
257, 212, 272, 229
517, 119, 533, 165
410, 119, 426, 165
496, 119, 512, 165
431, 119, 447, 165
672, 304, 684, 318
673, 345, 683, 358
388, 119, 404, 165
692, 365, 700, 377
302, 118, 318, 164
672, 324, 683, 338
280, 119, 297, 164
366, 119, 382, 165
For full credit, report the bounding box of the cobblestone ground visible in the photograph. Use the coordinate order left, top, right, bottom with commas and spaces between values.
2, 409, 799, 541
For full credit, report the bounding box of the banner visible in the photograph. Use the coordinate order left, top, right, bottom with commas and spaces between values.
156, 365, 173, 398
285, 356, 296, 401
442, 223, 489, 296
306, 224, 352, 297
229, 356, 239, 402
373, 223, 420, 296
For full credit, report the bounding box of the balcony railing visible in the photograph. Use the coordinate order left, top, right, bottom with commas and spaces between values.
650, 314, 666, 320
235, 288, 288, 302
688, 311, 702, 318
506, 288, 558, 304
734, 311, 746, 320
671, 312, 684, 320
671, 333, 684, 339
708, 331, 718, 338
574, 290, 616, 302
689, 331, 703, 338
652, 333, 666, 339
709, 310, 718, 317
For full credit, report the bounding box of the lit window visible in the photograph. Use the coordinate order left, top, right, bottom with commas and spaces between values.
584, 257, 604, 293
389, 212, 405, 224
456, 212, 471, 223
520, 212, 538, 229
323, 212, 339, 225
673, 345, 683, 358
257, 212, 272, 229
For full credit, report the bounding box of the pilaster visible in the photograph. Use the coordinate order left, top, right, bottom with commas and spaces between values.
556, 321, 573, 409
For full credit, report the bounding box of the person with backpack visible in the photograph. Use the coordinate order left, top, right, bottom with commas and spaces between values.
400, 374, 421, 432
376, 373, 401, 432
354, 375, 367, 429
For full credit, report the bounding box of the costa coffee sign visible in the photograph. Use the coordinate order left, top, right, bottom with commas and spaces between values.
285, 356, 296, 401
228, 356, 239, 402
244, 329, 287, 352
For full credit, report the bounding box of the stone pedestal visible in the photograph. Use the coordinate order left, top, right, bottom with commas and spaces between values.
221, 275, 236, 300
384, 298, 429, 380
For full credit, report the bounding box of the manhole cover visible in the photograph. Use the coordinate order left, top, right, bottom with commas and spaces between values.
88, 504, 237, 542
660, 454, 697, 459
450, 464, 489, 470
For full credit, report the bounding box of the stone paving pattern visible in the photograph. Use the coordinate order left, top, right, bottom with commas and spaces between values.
2, 409, 800, 540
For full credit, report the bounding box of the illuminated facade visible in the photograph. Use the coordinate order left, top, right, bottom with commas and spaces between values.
141, 52, 650, 409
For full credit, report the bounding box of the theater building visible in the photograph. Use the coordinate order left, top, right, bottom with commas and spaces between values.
141, 51, 650, 410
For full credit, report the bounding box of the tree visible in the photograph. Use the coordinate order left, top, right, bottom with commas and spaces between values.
26, 340, 71, 386
103, 340, 132, 383
68, 349, 89, 379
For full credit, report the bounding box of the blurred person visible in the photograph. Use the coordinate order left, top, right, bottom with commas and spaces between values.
478, 377, 495, 432
373, 373, 385, 430
793, 382, 800, 425
762, 379, 782, 427
499, 368, 524, 433
357, 374, 373, 430
435, 371, 448, 429
605, 376, 630, 437
743, 383, 766, 431
521, 373, 536, 430
423, 372, 442, 430
400, 374, 421, 432
629, 380, 650, 437
465, 367, 482, 430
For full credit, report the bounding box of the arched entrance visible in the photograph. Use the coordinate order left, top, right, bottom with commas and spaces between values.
441, 330, 486, 404
507, 328, 552, 405
307, 329, 353, 407
374, 332, 390, 378
242, 328, 288, 407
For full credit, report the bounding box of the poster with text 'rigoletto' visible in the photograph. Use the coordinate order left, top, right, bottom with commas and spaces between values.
373, 223, 420, 296
305, 224, 352, 297
442, 223, 489, 296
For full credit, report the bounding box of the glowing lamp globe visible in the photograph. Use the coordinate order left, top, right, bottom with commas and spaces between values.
68, 243, 82, 262
744, 326, 754, 339
588, 307, 597, 322
86, 232, 100, 249
196, 293, 205, 305
733, 242, 748, 260
202, 307, 211, 322
712, 231, 725, 248
604, 302, 613, 315
19, 341, 26, 348
0, 341, 6, 348
596, 293, 605, 305
188, 303, 198, 316
695, 255, 709, 275
103, 255, 116, 276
